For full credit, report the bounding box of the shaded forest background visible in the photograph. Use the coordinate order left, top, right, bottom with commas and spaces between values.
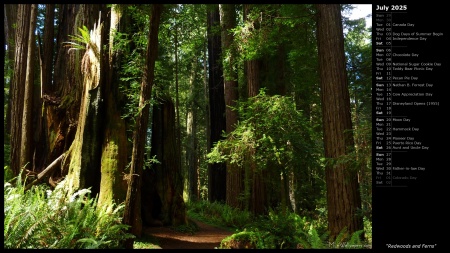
3, 4, 372, 248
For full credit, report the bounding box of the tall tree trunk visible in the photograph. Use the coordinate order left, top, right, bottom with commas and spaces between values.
20, 4, 38, 172
98, 4, 128, 208
186, 59, 199, 202
33, 4, 55, 173
11, 4, 31, 176
122, 4, 162, 248
315, 4, 364, 240
220, 4, 244, 210
244, 4, 267, 215
207, 4, 226, 203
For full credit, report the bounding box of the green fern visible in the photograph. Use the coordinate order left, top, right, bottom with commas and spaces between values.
64, 25, 91, 52
4, 178, 133, 249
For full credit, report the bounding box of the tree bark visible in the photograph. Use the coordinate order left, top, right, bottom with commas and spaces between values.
315, 4, 364, 240
98, 4, 128, 209
220, 4, 244, 210
207, 4, 227, 203
64, 9, 106, 197
122, 4, 162, 248
186, 59, 199, 202
11, 4, 31, 176
4, 4, 17, 137
49, 4, 104, 185
148, 95, 187, 227
244, 4, 267, 216
20, 4, 38, 171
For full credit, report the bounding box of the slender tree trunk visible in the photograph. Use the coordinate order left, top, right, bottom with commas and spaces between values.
33, 4, 55, 173
207, 4, 226, 203
4, 4, 17, 138
315, 4, 364, 240
186, 59, 199, 202
11, 4, 31, 176
20, 4, 38, 172
122, 4, 162, 248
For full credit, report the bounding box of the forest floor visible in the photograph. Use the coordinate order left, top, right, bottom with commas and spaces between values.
142, 219, 234, 249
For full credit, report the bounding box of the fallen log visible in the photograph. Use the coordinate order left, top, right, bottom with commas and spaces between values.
24, 154, 64, 191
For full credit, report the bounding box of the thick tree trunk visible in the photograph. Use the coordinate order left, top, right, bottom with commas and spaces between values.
122, 4, 162, 248
148, 95, 187, 227
11, 4, 31, 176
315, 4, 364, 240
207, 4, 226, 203
220, 4, 244, 210
49, 4, 104, 185
98, 4, 128, 208
243, 4, 268, 216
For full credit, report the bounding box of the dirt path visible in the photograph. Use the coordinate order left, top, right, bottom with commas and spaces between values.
143, 220, 234, 249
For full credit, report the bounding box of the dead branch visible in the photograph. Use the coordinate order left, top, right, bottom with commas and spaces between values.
24, 154, 64, 191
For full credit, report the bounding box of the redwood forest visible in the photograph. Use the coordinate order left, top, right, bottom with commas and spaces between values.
3, 4, 372, 249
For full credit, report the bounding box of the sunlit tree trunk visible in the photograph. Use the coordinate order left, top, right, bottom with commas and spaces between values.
315, 4, 364, 240
49, 4, 104, 187
186, 59, 199, 202
64, 9, 106, 196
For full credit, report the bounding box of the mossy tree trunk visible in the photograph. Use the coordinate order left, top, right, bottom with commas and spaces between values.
47, 4, 104, 186
98, 4, 128, 208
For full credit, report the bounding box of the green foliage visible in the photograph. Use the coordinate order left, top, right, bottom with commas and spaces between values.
208, 89, 318, 170
133, 234, 161, 249
187, 200, 253, 230
4, 166, 14, 182
219, 208, 371, 249
219, 209, 314, 249
4, 178, 134, 249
